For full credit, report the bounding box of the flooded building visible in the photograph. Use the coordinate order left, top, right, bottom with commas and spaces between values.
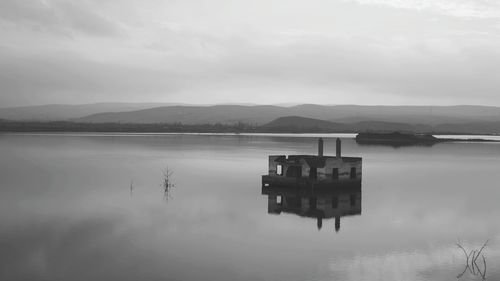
262, 138, 362, 188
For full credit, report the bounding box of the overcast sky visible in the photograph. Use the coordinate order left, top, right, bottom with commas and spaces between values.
1, 0, 500, 107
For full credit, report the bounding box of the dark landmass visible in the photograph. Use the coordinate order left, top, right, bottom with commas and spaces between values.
0, 121, 257, 133
355, 132, 498, 147
355, 132, 443, 146
260, 116, 432, 133
259, 116, 348, 133
257, 116, 500, 135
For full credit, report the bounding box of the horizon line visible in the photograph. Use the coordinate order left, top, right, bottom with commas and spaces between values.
2, 102, 500, 109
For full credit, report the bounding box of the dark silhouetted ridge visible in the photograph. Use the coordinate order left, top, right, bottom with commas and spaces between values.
260, 116, 347, 132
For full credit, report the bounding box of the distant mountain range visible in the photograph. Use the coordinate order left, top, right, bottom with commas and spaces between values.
259, 116, 500, 134
69, 104, 500, 125
1, 103, 500, 134
0, 103, 182, 121
260, 116, 425, 133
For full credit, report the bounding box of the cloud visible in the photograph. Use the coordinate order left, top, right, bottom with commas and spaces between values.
0, 0, 122, 37
0, 47, 183, 105
344, 0, 500, 18
1, 0, 500, 106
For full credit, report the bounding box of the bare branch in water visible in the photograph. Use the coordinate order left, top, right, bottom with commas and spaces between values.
471, 250, 477, 274
456, 240, 489, 280
474, 240, 489, 264
456, 242, 470, 262
162, 166, 175, 201
482, 255, 487, 280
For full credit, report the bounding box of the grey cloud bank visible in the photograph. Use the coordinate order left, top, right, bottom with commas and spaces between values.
1, 0, 500, 106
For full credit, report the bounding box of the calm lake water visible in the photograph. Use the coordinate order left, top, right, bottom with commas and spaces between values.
1, 133, 499, 281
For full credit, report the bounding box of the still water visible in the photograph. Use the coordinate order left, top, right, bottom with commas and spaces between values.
0, 133, 499, 281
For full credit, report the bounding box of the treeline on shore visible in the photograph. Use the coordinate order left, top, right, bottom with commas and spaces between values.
0, 120, 262, 133
0, 121, 356, 133
0, 119, 498, 135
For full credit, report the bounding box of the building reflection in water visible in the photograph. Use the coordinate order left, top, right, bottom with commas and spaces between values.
261, 138, 362, 231
262, 184, 361, 231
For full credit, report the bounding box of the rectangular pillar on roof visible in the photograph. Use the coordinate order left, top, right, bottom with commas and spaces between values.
318, 138, 324, 157
336, 138, 341, 158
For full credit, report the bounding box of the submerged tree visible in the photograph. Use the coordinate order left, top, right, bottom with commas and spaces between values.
162, 167, 175, 201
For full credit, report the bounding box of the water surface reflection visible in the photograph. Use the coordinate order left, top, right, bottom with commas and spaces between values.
262, 185, 361, 231
0, 134, 499, 281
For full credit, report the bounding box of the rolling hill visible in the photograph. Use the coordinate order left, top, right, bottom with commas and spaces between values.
2, 103, 500, 134
74, 104, 500, 125
259, 116, 348, 132
259, 116, 500, 134
74, 105, 291, 124
0, 103, 178, 121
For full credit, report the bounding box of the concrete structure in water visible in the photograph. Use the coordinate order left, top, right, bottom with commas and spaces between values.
262, 138, 362, 188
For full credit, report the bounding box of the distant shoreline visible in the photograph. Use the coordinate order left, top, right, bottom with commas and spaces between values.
0, 120, 499, 137
3, 105, 500, 135
355, 132, 500, 147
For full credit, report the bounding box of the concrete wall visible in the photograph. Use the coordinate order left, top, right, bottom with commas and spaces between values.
300, 159, 310, 178
268, 155, 362, 181
323, 158, 362, 181
268, 155, 284, 175
268, 156, 313, 178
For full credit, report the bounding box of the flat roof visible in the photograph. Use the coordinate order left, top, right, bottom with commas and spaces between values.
271, 154, 361, 168
271, 155, 362, 161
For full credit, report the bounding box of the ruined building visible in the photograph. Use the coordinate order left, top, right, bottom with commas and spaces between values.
261, 138, 363, 231
262, 138, 362, 188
